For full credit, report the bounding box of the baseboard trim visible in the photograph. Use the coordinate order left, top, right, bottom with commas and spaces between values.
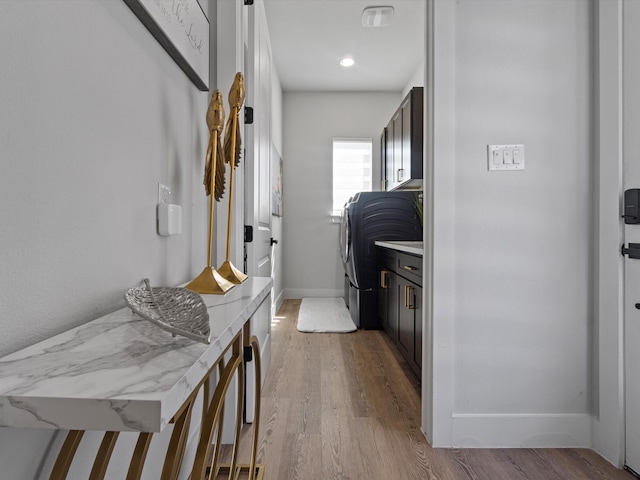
273, 289, 284, 313
260, 332, 271, 384
450, 413, 592, 448
284, 288, 344, 299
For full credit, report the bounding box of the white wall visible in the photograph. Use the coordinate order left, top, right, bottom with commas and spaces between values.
428, 0, 594, 447
0, 1, 213, 476
282, 92, 402, 298
403, 61, 425, 97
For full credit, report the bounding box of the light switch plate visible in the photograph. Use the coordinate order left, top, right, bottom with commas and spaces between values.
158, 183, 171, 203
488, 144, 525, 171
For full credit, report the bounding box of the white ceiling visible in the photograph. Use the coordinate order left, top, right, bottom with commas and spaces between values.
263, 0, 426, 92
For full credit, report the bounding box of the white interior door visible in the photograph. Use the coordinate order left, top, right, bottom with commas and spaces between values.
245, 0, 272, 279
624, 0, 640, 473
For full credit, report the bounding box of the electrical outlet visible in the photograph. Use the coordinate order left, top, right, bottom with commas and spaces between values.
158, 183, 171, 204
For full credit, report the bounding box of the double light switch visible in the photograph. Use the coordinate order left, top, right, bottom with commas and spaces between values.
488, 144, 525, 171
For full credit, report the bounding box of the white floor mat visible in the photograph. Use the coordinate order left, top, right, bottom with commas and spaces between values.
296, 297, 357, 333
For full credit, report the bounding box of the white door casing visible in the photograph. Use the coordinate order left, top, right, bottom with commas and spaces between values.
243, 0, 273, 421
624, 0, 640, 473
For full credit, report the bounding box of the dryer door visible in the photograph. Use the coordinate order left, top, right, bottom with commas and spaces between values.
339, 206, 350, 266
343, 206, 360, 288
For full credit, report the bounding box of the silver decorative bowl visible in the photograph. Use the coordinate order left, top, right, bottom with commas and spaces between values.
125, 279, 211, 344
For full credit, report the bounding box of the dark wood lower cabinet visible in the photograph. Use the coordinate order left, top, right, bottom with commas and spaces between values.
397, 277, 422, 376
377, 247, 422, 378
378, 268, 398, 340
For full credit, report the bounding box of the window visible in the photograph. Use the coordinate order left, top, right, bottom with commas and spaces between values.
332, 138, 373, 215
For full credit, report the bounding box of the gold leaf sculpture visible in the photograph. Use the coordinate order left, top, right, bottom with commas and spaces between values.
223, 72, 245, 169
204, 90, 227, 201
185, 89, 234, 295
218, 72, 248, 284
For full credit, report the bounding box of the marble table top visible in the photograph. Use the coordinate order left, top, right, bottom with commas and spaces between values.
0, 277, 272, 433
375, 240, 424, 256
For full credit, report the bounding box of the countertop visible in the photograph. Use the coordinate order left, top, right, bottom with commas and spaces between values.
375, 240, 424, 256
0, 277, 272, 432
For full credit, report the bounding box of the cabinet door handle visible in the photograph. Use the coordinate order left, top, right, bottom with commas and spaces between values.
397, 168, 404, 182
380, 270, 389, 289
404, 285, 415, 310
402, 265, 418, 272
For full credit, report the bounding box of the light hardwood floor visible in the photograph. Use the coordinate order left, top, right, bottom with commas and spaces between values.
227, 299, 634, 480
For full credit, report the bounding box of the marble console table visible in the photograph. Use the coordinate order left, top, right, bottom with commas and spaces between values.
0, 276, 272, 479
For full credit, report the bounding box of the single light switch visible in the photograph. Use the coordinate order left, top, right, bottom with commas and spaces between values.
493, 149, 503, 165
513, 149, 521, 164
503, 150, 512, 164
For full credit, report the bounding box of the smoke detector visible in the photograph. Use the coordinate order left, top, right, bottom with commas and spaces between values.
361, 6, 394, 28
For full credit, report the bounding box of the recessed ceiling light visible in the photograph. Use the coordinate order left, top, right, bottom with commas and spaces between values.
362, 6, 394, 28
340, 57, 355, 67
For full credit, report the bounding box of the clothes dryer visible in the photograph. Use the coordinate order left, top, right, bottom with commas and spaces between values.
340, 191, 422, 328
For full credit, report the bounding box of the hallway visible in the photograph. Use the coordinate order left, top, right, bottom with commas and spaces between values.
229, 300, 634, 480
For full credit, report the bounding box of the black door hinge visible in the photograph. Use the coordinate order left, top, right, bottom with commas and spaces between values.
244, 0, 254, 5
622, 243, 640, 259
244, 346, 253, 362
244, 106, 254, 125
244, 225, 254, 243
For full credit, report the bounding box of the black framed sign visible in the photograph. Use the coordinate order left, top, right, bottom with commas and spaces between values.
124, 0, 210, 91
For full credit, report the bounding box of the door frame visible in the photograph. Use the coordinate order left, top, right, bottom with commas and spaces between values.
214, 0, 275, 430
620, 0, 640, 473
215, 0, 246, 271
592, 0, 625, 468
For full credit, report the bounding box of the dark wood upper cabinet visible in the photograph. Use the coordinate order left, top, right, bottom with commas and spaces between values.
381, 87, 423, 191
